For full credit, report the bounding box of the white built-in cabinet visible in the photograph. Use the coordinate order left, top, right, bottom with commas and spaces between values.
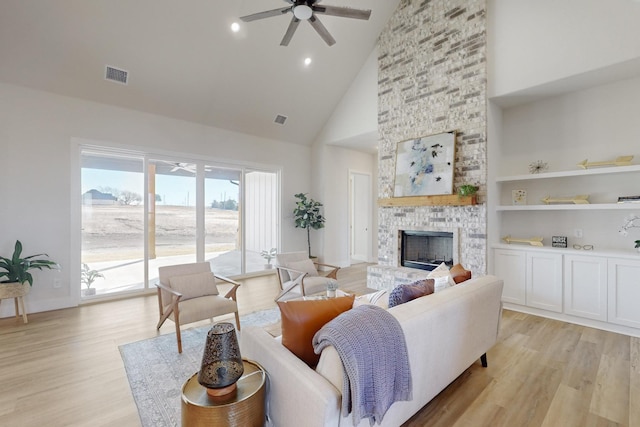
607, 257, 640, 328
564, 255, 607, 321
494, 246, 640, 336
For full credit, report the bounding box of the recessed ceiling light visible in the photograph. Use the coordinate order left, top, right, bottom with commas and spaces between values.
231, 22, 240, 32
304, 57, 312, 66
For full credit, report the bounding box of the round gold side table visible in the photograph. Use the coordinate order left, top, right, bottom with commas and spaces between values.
181, 359, 266, 427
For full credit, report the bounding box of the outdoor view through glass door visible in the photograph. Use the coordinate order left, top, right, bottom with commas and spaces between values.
80, 148, 279, 298
81, 152, 145, 296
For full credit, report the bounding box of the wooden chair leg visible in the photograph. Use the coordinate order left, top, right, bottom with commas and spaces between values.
234, 311, 241, 331
175, 322, 183, 354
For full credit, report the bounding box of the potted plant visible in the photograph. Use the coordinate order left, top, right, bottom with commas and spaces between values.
260, 248, 277, 269
0, 240, 59, 300
457, 184, 479, 198
81, 263, 104, 296
293, 193, 326, 258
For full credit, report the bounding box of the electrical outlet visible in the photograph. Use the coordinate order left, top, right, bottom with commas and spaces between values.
53, 278, 61, 288
574, 228, 583, 238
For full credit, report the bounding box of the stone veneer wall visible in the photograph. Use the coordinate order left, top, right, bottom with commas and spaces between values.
369, 0, 487, 291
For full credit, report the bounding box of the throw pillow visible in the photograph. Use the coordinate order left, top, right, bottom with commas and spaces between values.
353, 289, 389, 309
427, 262, 456, 292
450, 263, 472, 284
168, 271, 218, 300
388, 279, 435, 308
286, 259, 318, 281
277, 294, 355, 367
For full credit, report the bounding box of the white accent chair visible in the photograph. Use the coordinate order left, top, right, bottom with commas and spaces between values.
156, 262, 241, 353
274, 251, 340, 301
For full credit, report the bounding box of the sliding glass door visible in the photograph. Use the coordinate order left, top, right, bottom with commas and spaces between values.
79, 147, 279, 299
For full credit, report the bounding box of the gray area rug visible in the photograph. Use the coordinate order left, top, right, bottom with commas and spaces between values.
119, 308, 280, 427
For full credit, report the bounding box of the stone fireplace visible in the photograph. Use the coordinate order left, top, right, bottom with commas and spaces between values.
367, 0, 487, 293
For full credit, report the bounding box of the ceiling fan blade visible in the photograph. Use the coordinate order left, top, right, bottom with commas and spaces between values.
308, 15, 336, 46
240, 7, 291, 22
312, 5, 371, 20
280, 17, 300, 46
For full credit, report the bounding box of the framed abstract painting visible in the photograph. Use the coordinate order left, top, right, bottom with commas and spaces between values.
393, 131, 456, 197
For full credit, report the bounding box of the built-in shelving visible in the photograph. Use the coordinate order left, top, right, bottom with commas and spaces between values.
496, 164, 640, 183
496, 203, 640, 211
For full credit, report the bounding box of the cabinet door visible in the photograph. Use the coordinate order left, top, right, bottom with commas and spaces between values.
564, 255, 607, 321
526, 252, 563, 312
494, 249, 526, 305
608, 258, 640, 328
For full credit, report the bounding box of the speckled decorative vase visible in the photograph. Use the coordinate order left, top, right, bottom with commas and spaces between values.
197, 322, 244, 397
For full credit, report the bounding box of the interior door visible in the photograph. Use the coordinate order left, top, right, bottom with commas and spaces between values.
350, 172, 372, 263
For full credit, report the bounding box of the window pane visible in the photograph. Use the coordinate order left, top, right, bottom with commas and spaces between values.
245, 170, 278, 274
205, 166, 241, 276
149, 160, 197, 284
81, 152, 145, 297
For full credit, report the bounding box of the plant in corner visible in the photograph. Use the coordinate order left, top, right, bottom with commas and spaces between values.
293, 193, 326, 258
81, 263, 104, 296
0, 240, 59, 286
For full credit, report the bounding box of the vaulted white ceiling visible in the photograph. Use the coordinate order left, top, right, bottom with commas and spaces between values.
0, 0, 400, 146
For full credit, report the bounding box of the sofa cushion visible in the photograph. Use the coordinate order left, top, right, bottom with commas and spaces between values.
277, 294, 355, 367
427, 262, 456, 292
388, 279, 435, 308
450, 263, 472, 284
168, 271, 218, 300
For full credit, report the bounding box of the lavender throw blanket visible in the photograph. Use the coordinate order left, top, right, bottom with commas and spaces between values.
312, 304, 412, 426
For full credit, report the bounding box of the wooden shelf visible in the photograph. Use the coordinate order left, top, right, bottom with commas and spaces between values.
378, 194, 477, 207
497, 203, 640, 211
496, 164, 640, 183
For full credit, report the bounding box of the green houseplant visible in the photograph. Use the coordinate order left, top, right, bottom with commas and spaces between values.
0, 240, 59, 287
457, 184, 479, 198
293, 193, 326, 258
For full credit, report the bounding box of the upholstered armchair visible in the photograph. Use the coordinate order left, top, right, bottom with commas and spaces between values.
274, 251, 340, 301
156, 262, 241, 353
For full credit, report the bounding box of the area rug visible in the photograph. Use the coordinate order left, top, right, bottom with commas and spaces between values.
119, 308, 280, 427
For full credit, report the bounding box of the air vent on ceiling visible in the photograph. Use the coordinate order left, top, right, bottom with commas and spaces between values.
105, 65, 129, 85
274, 114, 287, 125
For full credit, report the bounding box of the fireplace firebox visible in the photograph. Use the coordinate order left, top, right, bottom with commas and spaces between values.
400, 230, 454, 271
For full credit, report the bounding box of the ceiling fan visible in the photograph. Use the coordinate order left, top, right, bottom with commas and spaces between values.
239, 0, 372, 47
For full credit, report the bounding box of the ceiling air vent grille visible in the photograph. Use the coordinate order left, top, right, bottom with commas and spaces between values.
105, 66, 129, 85
274, 114, 287, 125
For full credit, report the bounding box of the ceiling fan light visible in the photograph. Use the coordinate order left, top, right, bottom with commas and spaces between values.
293, 5, 313, 20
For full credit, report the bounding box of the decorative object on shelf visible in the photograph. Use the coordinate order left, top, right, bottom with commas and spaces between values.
577, 155, 633, 169
619, 214, 640, 250
293, 193, 326, 258
393, 131, 455, 197
457, 184, 478, 197
541, 194, 590, 204
512, 189, 527, 205
326, 279, 339, 298
528, 160, 548, 174
260, 248, 277, 269
81, 263, 103, 297
617, 195, 640, 204
198, 322, 244, 398
552, 236, 568, 248
502, 235, 544, 246
572, 244, 594, 250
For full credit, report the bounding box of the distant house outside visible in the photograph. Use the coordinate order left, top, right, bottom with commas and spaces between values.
82, 189, 117, 205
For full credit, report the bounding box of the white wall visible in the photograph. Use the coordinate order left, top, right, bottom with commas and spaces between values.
315, 49, 378, 146
488, 0, 640, 97
0, 82, 311, 317
315, 144, 377, 268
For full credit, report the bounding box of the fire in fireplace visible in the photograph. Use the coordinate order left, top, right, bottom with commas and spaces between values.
400, 230, 454, 271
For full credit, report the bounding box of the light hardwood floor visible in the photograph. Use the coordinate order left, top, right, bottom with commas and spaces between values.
0, 264, 638, 426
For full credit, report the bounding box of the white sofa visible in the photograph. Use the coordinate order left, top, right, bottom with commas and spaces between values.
241, 275, 504, 427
